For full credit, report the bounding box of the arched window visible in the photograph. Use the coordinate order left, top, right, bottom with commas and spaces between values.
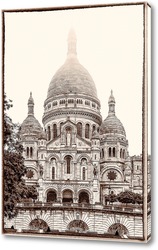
60, 99, 65, 105
68, 99, 74, 104
109, 147, 111, 157
77, 122, 82, 137
82, 167, 86, 180
77, 99, 83, 104
85, 100, 90, 106
123, 149, 125, 159
113, 147, 115, 157
92, 125, 96, 133
26, 147, 29, 157
85, 124, 90, 139
52, 167, 55, 180
65, 155, 72, 174
47, 190, 57, 202
120, 149, 122, 158
48, 103, 51, 109
30, 147, 33, 158
48, 126, 51, 141
79, 191, 89, 204
102, 148, 104, 158
53, 124, 57, 139
53, 101, 57, 106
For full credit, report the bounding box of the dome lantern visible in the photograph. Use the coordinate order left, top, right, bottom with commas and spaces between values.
108, 90, 115, 116
67, 28, 77, 57
28, 92, 34, 116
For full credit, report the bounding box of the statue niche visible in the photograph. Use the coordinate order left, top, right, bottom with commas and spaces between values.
66, 127, 72, 146
81, 158, 87, 166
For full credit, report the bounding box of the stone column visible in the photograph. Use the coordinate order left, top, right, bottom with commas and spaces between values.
60, 162, 64, 179
93, 179, 100, 204
38, 179, 44, 202
82, 126, 85, 139
74, 162, 77, 179
57, 186, 62, 203
87, 163, 92, 180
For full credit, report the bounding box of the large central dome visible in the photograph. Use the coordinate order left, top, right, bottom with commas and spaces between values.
47, 29, 98, 100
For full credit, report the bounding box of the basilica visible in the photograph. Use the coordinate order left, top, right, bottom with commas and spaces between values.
5, 30, 151, 239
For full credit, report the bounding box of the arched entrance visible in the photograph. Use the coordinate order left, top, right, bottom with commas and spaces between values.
62, 189, 73, 203
67, 220, 89, 232
29, 219, 48, 232
78, 191, 90, 204
108, 223, 129, 237
47, 190, 57, 202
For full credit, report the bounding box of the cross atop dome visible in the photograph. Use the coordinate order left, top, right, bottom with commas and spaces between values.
67, 28, 77, 56
108, 90, 115, 116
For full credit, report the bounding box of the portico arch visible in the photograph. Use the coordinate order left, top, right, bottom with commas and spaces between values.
67, 220, 89, 232
46, 189, 57, 202
78, 191, 90, 204
108, 223, 129, 237
29, 219, 48, 232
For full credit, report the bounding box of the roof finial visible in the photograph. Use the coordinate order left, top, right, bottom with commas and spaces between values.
28, 92, 34, 115
67, 28, 77, 56
108, 90, 115, 115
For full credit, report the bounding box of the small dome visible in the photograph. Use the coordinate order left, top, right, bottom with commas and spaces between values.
20, 93, 43, 138
100, 91, 126, 137
20, 115, 43, 136
100, 115, 126, 137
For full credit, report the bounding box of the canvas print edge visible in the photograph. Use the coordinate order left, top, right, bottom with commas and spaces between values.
2, 2, 151, 243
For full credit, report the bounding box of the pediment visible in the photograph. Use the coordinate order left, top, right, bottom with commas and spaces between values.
47, 136, 61, 149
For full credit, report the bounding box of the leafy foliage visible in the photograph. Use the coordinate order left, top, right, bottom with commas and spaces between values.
3, 93, 38, 218
117, 191, 143, 205
105, 192, 118, 204
105, 190, 143, 205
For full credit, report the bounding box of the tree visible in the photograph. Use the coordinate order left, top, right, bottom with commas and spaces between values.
134, 193, 143, 205
117, 191, 136, 205
3, 93, 38, 219
109, 192, 118, 204
104, 192, 117, 205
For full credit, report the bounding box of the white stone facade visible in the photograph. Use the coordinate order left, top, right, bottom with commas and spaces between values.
5, 30, 151, 240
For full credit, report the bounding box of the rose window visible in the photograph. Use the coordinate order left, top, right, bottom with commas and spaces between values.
26, 169, 34, 179
107, 171, 117, 181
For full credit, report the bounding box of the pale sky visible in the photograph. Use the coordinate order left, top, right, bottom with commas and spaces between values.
4, 4, 150, 156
